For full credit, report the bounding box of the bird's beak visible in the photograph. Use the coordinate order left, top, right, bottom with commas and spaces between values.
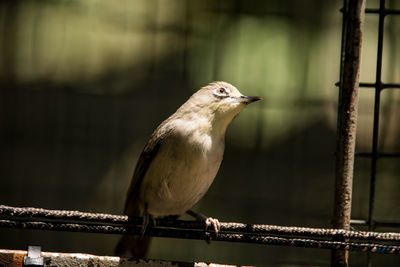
238, 95, 262, 104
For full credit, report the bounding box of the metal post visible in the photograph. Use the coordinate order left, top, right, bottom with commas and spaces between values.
331, 0, 366, 267
367, 1, 386, 266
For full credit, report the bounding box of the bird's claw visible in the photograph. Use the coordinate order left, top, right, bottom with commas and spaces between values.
205, 217, 220, 235
185, 210, 220, 242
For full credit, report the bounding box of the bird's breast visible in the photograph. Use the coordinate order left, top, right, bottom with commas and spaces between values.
140, 130, 224, 217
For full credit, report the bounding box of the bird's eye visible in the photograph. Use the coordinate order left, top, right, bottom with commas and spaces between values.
213, 87, 228, 97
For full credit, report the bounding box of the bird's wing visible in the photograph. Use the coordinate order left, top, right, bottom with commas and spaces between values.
123, 123, 171, 215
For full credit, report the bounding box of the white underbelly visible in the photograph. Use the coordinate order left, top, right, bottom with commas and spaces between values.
140, 136, 223, 217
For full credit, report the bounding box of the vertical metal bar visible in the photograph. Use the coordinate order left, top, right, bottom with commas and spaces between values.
331, 0, 366, 266
368, 0, 385, 232
367, 0, 386, 266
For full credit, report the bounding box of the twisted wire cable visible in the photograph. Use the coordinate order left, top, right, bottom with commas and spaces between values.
1, 205, 400, 254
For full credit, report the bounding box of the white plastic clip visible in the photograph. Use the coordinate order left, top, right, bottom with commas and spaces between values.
23, 246, 44, 266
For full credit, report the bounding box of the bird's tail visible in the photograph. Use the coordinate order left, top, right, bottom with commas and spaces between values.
115, 234, 151, 258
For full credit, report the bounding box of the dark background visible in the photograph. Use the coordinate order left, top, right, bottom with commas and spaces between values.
1, 0, 400, 266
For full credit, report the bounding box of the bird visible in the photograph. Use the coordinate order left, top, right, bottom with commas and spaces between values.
115, 81, 261, 258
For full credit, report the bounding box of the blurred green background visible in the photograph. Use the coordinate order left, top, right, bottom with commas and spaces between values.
0, 0, 400, 266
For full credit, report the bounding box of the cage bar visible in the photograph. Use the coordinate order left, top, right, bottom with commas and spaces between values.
331, 0, 366, 266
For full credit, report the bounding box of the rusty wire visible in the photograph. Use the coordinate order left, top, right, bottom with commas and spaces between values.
1, 205, 400, 254
0, 218, 399, 254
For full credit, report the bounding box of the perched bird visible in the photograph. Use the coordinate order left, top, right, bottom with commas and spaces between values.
115, 81, 261, 258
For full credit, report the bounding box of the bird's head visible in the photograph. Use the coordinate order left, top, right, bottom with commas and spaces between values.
180, 81, 261, 133
190, 81, 261, 117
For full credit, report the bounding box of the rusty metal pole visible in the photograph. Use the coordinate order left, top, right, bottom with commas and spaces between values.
331, 0, 366, 267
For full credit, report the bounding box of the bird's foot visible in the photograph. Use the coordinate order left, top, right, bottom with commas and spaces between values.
140, 213, 155, 238
204, 217, 221, 234
186, 210, 220, 243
